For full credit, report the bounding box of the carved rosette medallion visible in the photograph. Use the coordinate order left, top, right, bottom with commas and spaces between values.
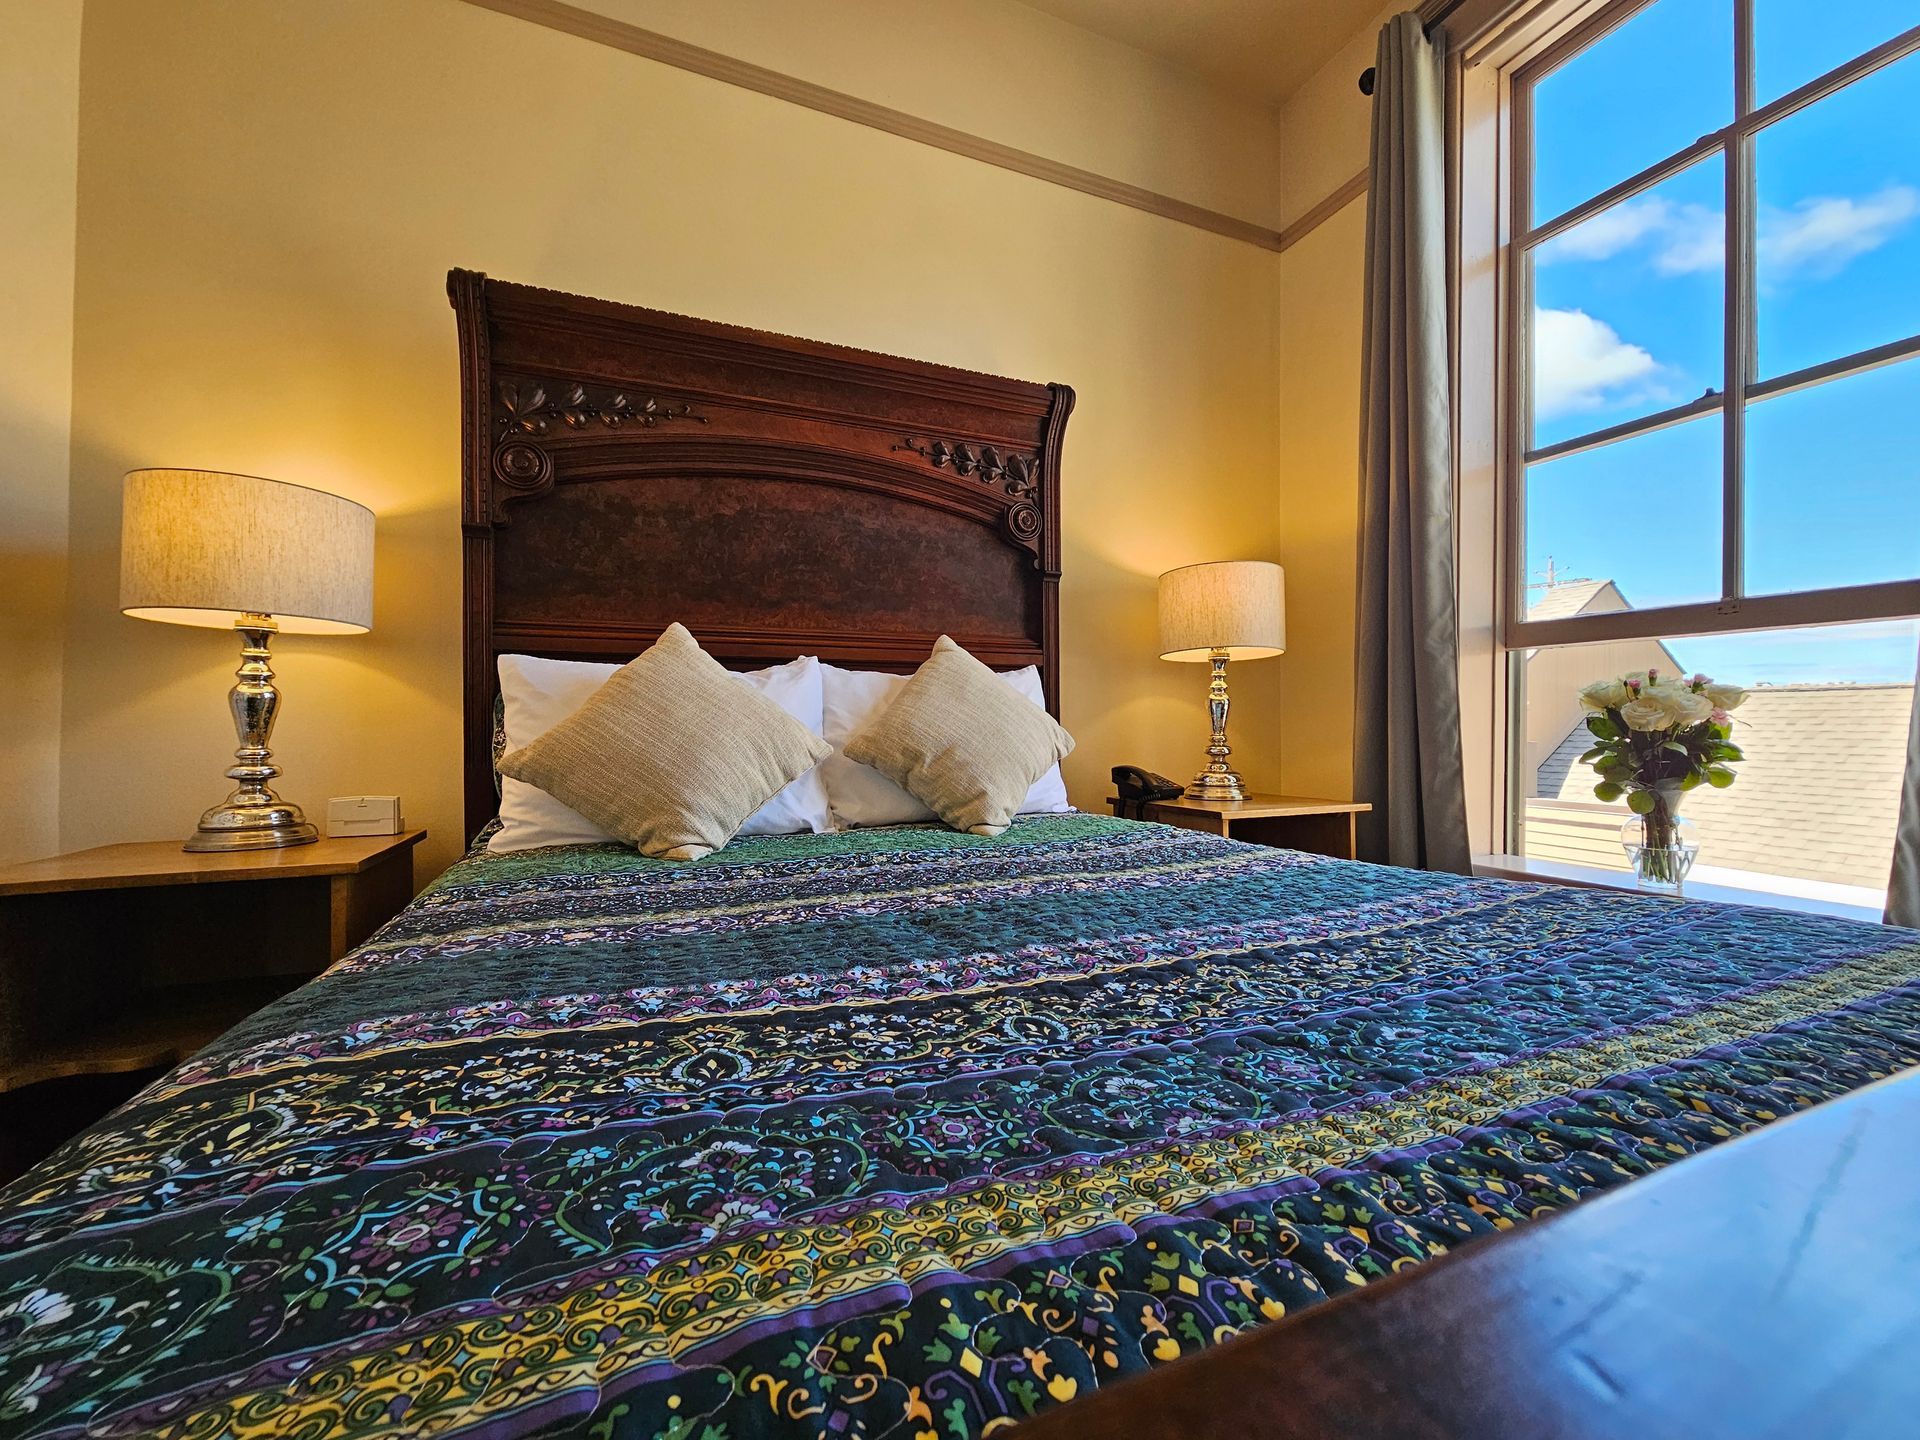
1002, 501, 1042, 546
487, 377, 709, 522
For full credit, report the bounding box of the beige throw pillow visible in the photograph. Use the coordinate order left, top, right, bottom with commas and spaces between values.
843, 636, 1074, 836
498, 623, 831, 861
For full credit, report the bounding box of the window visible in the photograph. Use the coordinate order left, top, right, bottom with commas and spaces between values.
1491, 0, 1920, 899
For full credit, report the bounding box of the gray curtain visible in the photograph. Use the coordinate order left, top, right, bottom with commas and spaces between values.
1887, 646, 1920, 927
1351, 12, 1471, 874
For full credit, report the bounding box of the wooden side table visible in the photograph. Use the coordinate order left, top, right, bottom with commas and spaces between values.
1109, 794, 1370, 860
0, 830, 423, 1178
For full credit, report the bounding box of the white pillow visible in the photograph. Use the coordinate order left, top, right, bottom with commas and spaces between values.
820, 662, 1072, 828
491, 652, 833, 853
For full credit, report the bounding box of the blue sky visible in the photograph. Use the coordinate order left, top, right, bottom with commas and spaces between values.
1524, 0, 1920, 685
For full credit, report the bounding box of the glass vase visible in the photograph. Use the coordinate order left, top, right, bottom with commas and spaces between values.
1619, 783, 1697, 894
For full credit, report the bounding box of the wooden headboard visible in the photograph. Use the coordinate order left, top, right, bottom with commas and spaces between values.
448, 271, 1075, 838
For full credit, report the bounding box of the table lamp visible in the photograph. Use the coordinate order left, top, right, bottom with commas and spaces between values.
120, 468, 375, 852
1158, 560, 1285, 802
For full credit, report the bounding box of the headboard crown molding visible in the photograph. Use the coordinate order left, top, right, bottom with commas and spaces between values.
450, 270, 1074, 838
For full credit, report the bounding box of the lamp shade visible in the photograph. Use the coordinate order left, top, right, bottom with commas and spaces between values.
120, 469, 374, 634
1157, 560, 1285, 662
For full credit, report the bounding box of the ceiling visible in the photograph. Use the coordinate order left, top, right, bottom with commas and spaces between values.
1017, 0, 1384, 108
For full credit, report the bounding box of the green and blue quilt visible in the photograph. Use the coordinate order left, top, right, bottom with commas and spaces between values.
2, 814, 1917, 1437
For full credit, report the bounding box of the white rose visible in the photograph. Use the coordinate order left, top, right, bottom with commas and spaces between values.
1647, 683, 1713, 726
1579, 678, 1631, 711
1618, 697, 1671, 732
1701, 681, 1747, 711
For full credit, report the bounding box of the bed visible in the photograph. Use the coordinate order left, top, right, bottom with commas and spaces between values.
0, 276, 1915, 1439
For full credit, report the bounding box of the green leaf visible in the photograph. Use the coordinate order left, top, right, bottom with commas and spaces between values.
1626, 789, 1657, 814
1706, 766, 1736, 788
1661, 741, 1690, 755
1578, 747, 1605, 764
1593, 781, 1624, 803
1586, 714, 1620, 740
1008, 1377, 1041, 1417
1681, 771, 1705, 790
1712, 743, 1744, 761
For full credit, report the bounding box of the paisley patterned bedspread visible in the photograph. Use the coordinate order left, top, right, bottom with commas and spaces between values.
3, 814, 1918, 1438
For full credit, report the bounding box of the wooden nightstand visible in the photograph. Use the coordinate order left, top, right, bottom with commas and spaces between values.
0, 830, 423, 1179
1109, 793, 1371, 860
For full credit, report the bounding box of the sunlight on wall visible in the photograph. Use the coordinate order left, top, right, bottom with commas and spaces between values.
1274, 204, 1367, 800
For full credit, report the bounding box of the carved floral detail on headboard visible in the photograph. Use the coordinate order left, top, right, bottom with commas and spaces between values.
496, 379, 709, 437
892, 436, 1041, 501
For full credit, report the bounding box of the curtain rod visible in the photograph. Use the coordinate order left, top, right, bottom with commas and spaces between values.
1359, 0, 1466, 93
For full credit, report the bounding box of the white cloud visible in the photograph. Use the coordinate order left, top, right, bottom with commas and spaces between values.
1544, 196, 1721, 274
1650, 203, 1723, 275
1534, 307, 1665, 420
1761, 184, 1920, 278
1543, 198, 1669, 262
1539, 183, 1918, 282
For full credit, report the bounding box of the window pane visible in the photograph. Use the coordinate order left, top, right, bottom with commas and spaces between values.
1530, 0, 1731, 225
1520, 619, 1918, 898
1745, 358, 1920, 596
1524, 413, 1722, 612
1755, 50, 1920, 378
1531, 156, 1724, 449
1755, 0, 1917, 105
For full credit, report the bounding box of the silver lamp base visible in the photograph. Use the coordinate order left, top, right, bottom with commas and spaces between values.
1185, 649, 1248, 802
184, 614, 319, 852
1185, 768, 1248, 803
185, 803, 318, 852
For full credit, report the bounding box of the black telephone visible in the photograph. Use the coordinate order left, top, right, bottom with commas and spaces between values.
1112, 765, 1184, 817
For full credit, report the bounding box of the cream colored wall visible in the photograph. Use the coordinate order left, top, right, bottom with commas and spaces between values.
570, 0, 1287, 229
1275, 7, 1392, 226
1270, 16, 1385, 801
0, 0, 82, 867
1272, 204, 1367, 800
58, 0, 1285, 882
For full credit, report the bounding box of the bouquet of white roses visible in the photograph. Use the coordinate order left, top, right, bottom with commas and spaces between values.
1577, 668, 1748, 851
